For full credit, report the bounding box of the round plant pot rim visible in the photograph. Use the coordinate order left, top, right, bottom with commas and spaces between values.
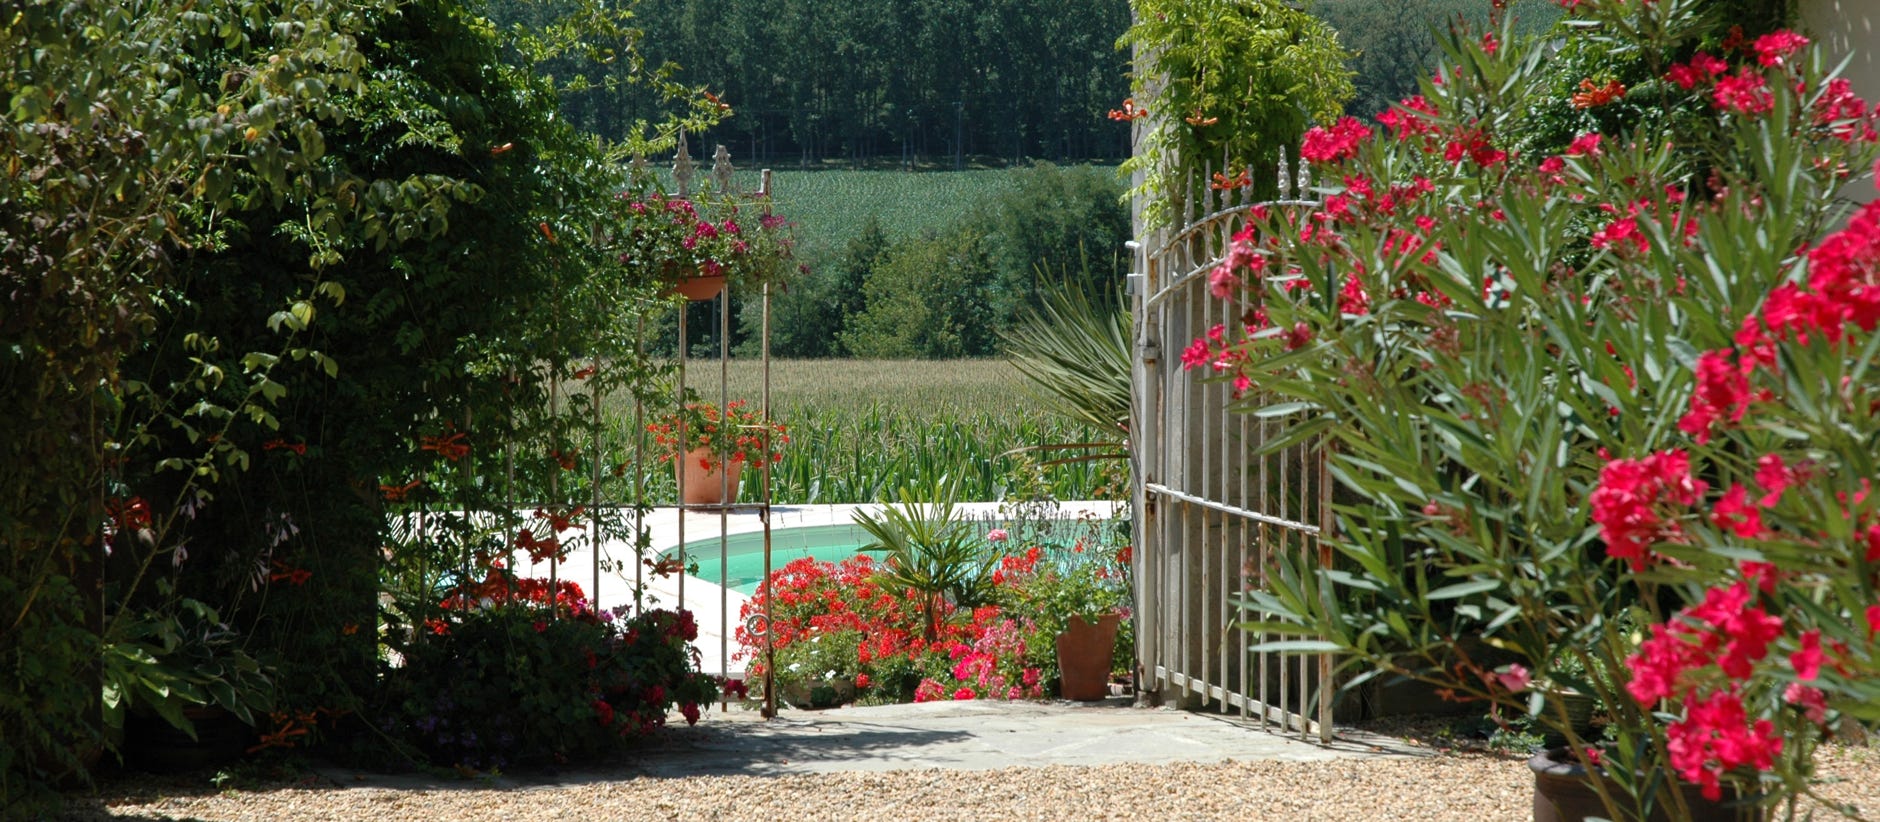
1530, 745, 1593, 777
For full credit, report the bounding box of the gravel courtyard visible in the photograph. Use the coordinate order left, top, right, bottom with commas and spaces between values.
55, 702, 1880, 822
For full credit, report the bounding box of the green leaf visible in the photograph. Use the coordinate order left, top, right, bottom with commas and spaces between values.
1424, 579, 1502, 600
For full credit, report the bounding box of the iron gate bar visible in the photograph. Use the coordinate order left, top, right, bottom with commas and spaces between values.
1143, 484, 1321, 534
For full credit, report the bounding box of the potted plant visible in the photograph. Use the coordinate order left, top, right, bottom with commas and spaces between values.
647, 397, 787, 505
852, 483, 1002, 640
613, 189, 797, 301
989, 521, 1132, 701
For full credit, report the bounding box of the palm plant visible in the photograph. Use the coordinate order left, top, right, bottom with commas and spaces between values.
852, 482, 998, 640
999, 268, 1133, 468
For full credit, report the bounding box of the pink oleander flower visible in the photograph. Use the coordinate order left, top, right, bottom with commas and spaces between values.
1300, 116, 1374, 164
1714, 70, 1775, 115
1564, 132, 1603, 157
1754, 31, 1809, 67
1590, 216, 1648, 254
1678, 350, 1751, 443
1590, 449, 1706, 570
1710, 484, 1764, 538
1209, 263, 1242, 299
1666, 688, 1784, 801
1790, 629, 1823, 681
1495, 664, 1531, 693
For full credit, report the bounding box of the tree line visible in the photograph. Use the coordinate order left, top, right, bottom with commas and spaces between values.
759, 163, 1131, 358
489, 0, 1135, 166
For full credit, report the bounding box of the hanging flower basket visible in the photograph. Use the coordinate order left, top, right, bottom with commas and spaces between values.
671, 273, 727, 302
613, 190, 798, 300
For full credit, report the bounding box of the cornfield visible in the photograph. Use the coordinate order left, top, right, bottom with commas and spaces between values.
606, 358, 1126, 504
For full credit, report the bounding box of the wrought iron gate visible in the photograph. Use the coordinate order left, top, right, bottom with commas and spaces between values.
1130, 152, 1336, 741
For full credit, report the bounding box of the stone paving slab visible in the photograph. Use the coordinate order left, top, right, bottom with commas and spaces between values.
314, 698, 1428, 793
606, 698, 1428, 779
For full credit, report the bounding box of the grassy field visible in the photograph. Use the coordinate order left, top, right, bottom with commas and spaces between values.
706, 166, 1121, 255
609, 358, 1126, 504
672, 357, 1032, 417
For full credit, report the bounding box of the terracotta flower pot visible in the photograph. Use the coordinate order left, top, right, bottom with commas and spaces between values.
1054, 612, 1121, 701
671, 274, 727, 302
678, 447, 742, 505
1530, 747, 1763, 822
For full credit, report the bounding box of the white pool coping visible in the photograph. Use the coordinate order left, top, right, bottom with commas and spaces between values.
516, 499, 1126, 678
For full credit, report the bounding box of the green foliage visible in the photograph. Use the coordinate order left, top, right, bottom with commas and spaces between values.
1120, 0, 1356, 227
964, 162, 1131, 319
764, 163, 1128, 359
6, 0, 713, 800
379, 602, 718, 769
761, 217, 888, 358
854, 483, 1000, 637
761, 403, 1121, 504
1499, 0, 1793, 159
1001, 279, 1134, 439
734, 165, 1127, 358
3, 0, 395, 804
838, 229, 999, 358
1313, 0, 1562, 119
0, 574, 93, 815
554, 0, 1132, 164
101, 598, 275, 741
768, 169, 1025, 252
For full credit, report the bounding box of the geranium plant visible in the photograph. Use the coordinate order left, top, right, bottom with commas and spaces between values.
735, 554, 1046, 705
988, 525, 1133, 648
1206, 2, 1879, 819
612, 188, 797, 295
647, 397, 788, 471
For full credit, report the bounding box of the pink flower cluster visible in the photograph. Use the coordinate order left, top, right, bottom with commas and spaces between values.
1588, 449, 1705, 570
919, 617, 1043, 702
1664, 29, 1878, 142
1621, 581, 1828, 800
1299, 116, 1373, 165
1682, 197, 1880, 443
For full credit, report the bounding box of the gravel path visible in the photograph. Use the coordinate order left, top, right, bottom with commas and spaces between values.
57, 720, 1880, 821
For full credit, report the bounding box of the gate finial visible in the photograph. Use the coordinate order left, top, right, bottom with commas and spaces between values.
712, 144, 735, 195
1277, 146, 1292, 202
673, 132, 695, 197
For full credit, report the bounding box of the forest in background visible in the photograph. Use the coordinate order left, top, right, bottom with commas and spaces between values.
482, 0, 1564, 169
495, 0, 1571, 362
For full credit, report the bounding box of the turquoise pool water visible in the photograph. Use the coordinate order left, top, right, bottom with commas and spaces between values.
662, 524, 877, 596
660, 519, 1117, 596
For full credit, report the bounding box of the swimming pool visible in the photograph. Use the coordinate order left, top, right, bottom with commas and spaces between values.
660, 524, 877, 596
659, 518, 1119, 596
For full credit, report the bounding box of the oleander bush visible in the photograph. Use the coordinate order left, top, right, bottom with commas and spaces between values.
1212, 1, 1880, 818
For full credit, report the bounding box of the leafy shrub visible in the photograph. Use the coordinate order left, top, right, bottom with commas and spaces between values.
1208, 1, 1877, 816
1120, 0, 1354, 225
380, 579, 717, 769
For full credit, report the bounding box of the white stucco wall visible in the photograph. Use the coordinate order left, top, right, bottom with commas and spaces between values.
1802, 0, 1880, 201
1802, 0, 1879, 96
